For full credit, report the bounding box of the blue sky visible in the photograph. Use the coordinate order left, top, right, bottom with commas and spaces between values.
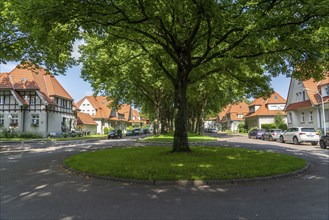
0, 62, 290, 103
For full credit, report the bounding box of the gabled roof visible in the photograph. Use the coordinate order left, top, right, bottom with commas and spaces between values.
218, 101, 249, 121
303, 75, 329, 105
8, 64, 73, 101
246, 91, 286, 117
249, 91, 286, 107
285, 73, 329, 111
77, 112, 98, 125
0, 73, 12, 88
77, 96, 112, 119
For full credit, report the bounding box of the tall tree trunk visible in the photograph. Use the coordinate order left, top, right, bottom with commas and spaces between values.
172, 71, 190, 152
198, 97, 207, 135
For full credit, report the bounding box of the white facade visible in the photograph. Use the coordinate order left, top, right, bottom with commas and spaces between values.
0, 90, 75, 137
285, 77, 329, 134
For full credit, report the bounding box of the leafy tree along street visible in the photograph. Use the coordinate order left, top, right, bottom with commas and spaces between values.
1, 0, 328, 152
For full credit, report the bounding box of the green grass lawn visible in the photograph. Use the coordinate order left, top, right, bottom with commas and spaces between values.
143, 132, 218, 142
64, 146, 306, 181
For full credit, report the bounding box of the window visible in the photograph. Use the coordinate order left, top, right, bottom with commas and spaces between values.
31, 114, 39, 126
0, 115, 4, 126
325, 86, 329, 95
10, 114, 18, 126
237, 114, 243, 118
301, 112, 305, 123
288, 113, 292, 123
0, 96, 4, 104
30, 96, 36, 105
302, 91, 306, 101
309, 111, 313, 123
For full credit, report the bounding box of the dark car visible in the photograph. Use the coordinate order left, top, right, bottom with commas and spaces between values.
320, 135, 329, 149
107, 130, 122, 139
132, 128, 142, 136
142, 128, 150, 134
262, 129, 283, 141
125, 130, 133, 136
248, 129, 266, 139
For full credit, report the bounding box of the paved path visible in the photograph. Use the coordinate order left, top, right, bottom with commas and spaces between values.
1, 134, 328, 220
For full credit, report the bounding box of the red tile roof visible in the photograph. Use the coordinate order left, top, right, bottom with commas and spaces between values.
246, 91, 286, 117
3, 64, 73, 101
285, 100, 313, 111
77, 112, 98, 125
218, 101, 249, 121
302, 75, 329, 105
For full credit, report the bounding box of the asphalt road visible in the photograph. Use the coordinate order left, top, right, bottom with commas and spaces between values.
1, 134, 328, 220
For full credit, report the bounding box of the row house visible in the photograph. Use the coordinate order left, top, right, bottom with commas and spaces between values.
285, 74, 329, 134
0, 64, 76, 137
217, 101, 249, 132
76, 96, 143, 134
245, 91, 287, 129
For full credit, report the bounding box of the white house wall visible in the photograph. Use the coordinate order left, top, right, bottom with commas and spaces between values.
80, 99, 96, 115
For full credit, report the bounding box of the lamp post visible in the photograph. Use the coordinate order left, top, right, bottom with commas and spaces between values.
304, 88, 326, 135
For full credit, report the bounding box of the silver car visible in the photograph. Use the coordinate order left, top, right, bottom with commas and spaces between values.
279, 127, 319, 145
262, 129, 283, 141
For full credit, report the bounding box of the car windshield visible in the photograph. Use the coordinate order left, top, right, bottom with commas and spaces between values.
301, 128, 316, 132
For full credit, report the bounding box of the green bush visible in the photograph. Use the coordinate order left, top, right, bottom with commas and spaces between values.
103, 127, 109, 134
261, 124, 277, 130
126, 126, 133, 131
238, 122, 248, 133
278, 123, 288, 131
0, 128, 19, 138
19, 132, 43, 139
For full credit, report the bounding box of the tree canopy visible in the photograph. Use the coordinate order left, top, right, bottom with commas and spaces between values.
1, 0, 328, 152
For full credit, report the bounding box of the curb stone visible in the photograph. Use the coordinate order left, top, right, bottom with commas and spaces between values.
63, 161, 311, 186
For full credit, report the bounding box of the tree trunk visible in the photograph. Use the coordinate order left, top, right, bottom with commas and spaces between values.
198, 97, 207, 136
172, 72, 190, 152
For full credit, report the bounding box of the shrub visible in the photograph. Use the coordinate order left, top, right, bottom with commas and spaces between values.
126, 126, 133, 131
103, 127, 109, 134
278, 123, 288, 131
19, 132, 43, 139
238, 122, 248, 133
261, 124, 277, 130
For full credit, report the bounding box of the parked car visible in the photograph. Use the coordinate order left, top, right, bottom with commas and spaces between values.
107, 130, 122, 139
209, 128, 218, 133
248, 129, 266, 139
262, 129, 283, 141
125, 130, 133, 136
142, 128, 150, 134
132, 128, 142, 136
279, 127, 319, 145
320, 135, 329, 149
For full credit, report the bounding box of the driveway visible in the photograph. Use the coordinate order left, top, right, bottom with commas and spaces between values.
1, 134, 328, 220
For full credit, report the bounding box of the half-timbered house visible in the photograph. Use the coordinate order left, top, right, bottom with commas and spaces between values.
0, 64, 76, 137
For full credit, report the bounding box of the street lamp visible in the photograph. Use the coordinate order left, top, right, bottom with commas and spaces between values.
304, 88, 326, 135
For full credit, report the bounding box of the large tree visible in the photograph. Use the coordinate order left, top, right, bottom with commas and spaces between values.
2, 0, 329, 152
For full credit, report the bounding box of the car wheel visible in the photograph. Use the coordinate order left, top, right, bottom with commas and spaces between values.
293, 136, 300, 145
280, 136, 285, 143
320, 140, 327, 149
311, 142, 318, 146
269, 136, 273, 141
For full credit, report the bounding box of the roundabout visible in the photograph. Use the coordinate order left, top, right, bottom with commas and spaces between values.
1, 134, 328, 220
64, 146, 308, 184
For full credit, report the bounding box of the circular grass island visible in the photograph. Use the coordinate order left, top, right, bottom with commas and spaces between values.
64, 146, 307, 182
